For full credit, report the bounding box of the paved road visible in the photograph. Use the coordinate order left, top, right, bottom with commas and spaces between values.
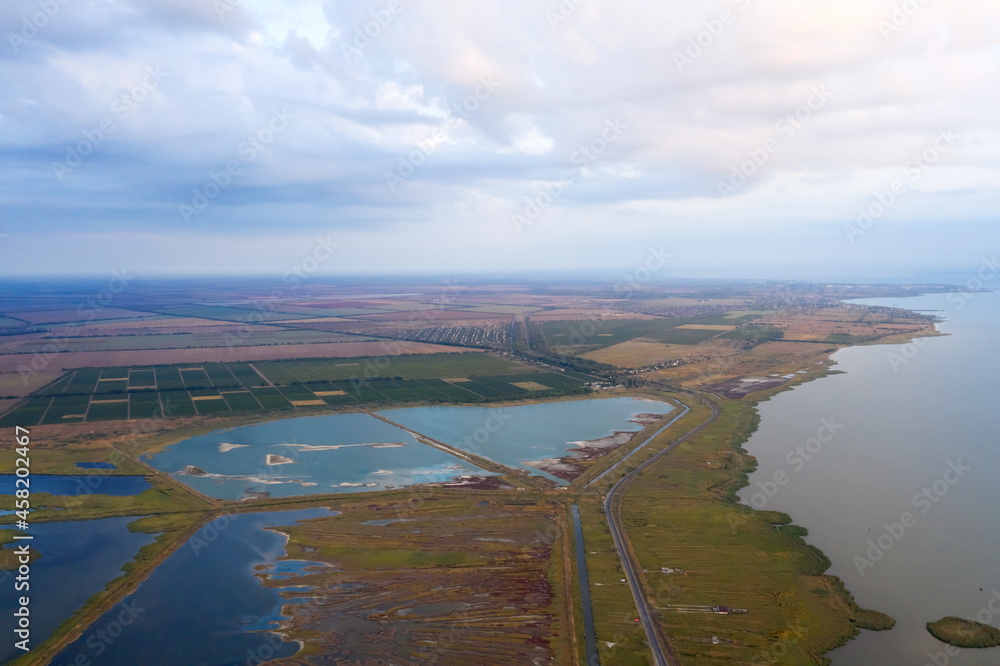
586, 403, 691, 489
602, 394, 720, 666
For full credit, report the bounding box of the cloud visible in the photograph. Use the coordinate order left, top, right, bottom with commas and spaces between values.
0, 0, 998, 277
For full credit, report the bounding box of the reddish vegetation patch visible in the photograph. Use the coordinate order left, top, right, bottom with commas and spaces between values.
433, 475, 512, 490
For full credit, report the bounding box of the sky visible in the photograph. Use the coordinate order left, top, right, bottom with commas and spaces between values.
0, 0, 998, 281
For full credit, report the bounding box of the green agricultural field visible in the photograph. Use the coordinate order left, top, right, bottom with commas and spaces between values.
92, 378, 128, 395
253, 352, 534, 382
649, 327, 725, 345
276, 383, 320, 402
723, 324, 785, 344
226, 363, 269, 387
202, 364, 241, 389
128, 369, 156, 389
180, 368, 213, 389
0, 353, 588, 425
542, 319, 675, 349
66, 368, 102, 394
40, 395, 90, 424
220, 391, 263, 412
129, 392, 162, 419
86, 401, 130, 421
276, 360, 326, 382
249, 387, 293, 410
251, 361, 299, 384
153, 366, 185, 390
161, 392, 196, 418
541, 314, 783, 355
99, 367, 130, 380
39, 375, 74, 397
0, 397, 51, 427
192, 395, 231, 415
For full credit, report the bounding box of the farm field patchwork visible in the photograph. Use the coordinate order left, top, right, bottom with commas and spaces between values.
540, 312, 774, 354
0, 353, 591, 426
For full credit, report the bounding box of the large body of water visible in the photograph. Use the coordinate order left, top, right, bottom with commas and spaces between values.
146, 413, 494, 500
0, 517, 158, 664
53, 508, 333, 666
381, 397, 674, 484
740, 292, 1000, 665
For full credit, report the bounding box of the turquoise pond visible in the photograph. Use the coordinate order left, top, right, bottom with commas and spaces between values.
146, 397, 674, 497
380, 397, 674, 483
145, 412, 494, 500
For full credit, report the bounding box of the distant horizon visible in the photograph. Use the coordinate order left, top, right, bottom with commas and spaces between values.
0, 270, 985, 287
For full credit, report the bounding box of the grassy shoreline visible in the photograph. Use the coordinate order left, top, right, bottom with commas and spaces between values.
7, 326, 924, 665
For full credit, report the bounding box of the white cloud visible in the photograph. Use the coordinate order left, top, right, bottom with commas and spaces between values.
0, 0, 998, 276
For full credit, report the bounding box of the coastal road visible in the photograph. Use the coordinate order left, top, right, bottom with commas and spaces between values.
601, 393, 720, 666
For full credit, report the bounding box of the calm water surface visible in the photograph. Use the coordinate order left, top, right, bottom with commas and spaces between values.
740, 292, 1000, 665
0, 517, 157, 664
53, 508, 334, 666
380, 397, 674, 484
0, 475, 151, 497
146, 413, 493, 499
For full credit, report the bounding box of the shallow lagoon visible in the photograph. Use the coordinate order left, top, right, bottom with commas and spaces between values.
53, 508, 334, 666
380, 397, 674, 484
0, 516, 157, 664
146, 412, 494, 500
